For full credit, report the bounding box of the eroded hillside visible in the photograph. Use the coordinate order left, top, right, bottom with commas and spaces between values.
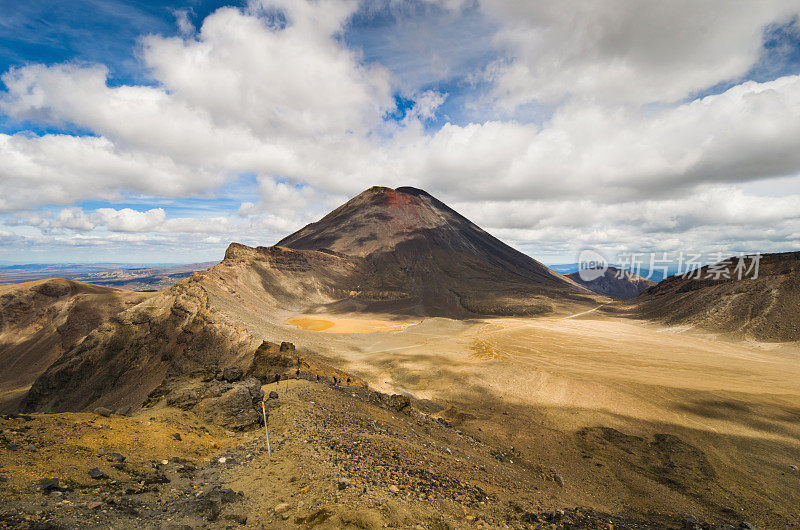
0, 279, 150, 412
636, 251, 800, 341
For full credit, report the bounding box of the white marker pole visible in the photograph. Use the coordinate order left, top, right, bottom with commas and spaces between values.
261, 401, 271, 457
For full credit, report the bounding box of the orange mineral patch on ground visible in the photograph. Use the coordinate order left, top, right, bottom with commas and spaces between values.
286, 317, 335, 332
286, 315, 419, 333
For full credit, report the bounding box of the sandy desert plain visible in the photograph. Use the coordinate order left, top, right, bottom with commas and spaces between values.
280, 304, 800, 525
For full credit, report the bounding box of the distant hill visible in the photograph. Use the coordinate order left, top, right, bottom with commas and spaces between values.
0, 262, 218, 291
551, 263, 666, 283
636, 251, 800, 341
566, 267, 655, 299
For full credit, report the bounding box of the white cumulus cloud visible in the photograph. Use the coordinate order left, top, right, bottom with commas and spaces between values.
2, 0, 800, 262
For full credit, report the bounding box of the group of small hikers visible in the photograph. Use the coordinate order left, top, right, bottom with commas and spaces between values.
270, 369, 351, 386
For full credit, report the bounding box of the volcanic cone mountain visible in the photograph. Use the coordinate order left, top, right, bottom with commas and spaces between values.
277, 186, 589, 316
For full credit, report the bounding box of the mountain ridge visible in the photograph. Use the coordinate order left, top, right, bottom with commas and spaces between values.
636, 251, 800, 341
567, 266, 656, 299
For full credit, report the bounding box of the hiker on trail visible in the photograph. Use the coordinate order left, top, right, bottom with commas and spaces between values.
274, 373, 281, 383
296, 368, 300, 378
316, 374, 320, 382
347, 377, 351, 386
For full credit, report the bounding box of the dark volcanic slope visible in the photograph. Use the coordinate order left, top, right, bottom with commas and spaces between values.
0, 279, 150, 412
279, 186, 590, 316
637, 251, 800, 341
567, 266, 655, 299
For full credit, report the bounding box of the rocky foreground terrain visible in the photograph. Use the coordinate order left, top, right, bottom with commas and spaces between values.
1, 350, 760, 529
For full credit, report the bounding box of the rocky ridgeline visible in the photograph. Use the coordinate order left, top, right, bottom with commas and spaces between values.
141, 340, 372, 432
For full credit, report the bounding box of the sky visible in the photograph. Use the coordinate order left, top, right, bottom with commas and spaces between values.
1, 0, 800, 265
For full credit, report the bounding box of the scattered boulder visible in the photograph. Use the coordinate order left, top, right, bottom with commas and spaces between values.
115, 405, 132, 416
274, 502, 291, 514
225, 513, 248, 525
88, 468, 108, 480
739, 523, 756, 530
172, 433, 182, 441
337, 478, 351, 490
93, 407, 112, 417
246, 341, 295, 382
388, 485, 400, 493
37, 478, 60, 491
157, 376, 265, 431
193, 498, 221, 522
280, 342, 295, 352
166, 389, 201, 410
222, 366, 244, 383
553, 473, 565, 487
383, 394, 411, 413
205, 380, 233, 397
216, 488, 240, 502
269, 391, 279, 400
184, 486, 242, 521
682, 515, 701, 530
107, 452, 126, 462
195, 378, 264, 430
143, 472, 169, 485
